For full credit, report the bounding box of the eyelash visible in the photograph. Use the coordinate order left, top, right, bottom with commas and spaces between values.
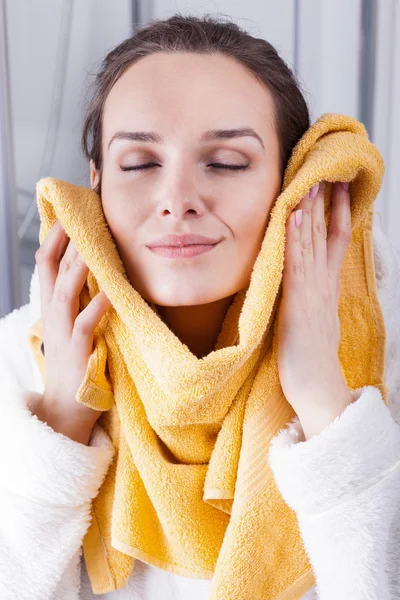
120, 162, 249, 172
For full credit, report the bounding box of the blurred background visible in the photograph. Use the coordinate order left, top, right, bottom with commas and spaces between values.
1, 0, 399, 318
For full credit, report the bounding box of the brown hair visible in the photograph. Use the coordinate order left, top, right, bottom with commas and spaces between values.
81, 13, 310, 195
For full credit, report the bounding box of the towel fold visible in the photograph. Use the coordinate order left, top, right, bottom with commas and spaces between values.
27, 113, 387, 599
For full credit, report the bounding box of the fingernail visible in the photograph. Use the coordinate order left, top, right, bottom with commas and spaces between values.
309, 183, 319, 200
341, 181, 349, 191
295, 209, 303, 228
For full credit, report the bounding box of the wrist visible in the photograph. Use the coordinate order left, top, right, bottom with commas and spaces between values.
297, 388, 355, 441
34, 399, 97, 445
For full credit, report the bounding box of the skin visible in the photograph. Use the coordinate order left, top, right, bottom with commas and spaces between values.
279, 180, 355, 439
90, 51, 282, 359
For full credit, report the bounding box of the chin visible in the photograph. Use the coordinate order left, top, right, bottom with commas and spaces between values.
140, 284, 229, 307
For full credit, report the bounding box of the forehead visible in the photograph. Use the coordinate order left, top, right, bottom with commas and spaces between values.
102, 52, 276, 143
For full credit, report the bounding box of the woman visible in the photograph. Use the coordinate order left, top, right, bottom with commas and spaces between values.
0, 13, 400, 600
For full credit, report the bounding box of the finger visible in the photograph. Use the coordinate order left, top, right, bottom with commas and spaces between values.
327, 182, 352, 287
35, 220, 69, 308
72, 290, 112, 358
311, 181, 328, 284
53, 240, 89, 337
299, 184, 318, 283
282, 207, 305, 299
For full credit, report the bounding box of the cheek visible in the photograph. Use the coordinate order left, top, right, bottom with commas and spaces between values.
229, 193, 273, 250
100, 176, 147, 233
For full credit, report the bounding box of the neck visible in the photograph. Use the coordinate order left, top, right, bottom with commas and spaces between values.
156, 295, 236, 359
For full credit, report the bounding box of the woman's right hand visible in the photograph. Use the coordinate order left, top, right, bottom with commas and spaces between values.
33, 219, 112, 442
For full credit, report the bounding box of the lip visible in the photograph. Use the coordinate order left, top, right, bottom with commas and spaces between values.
149, 244, 219, 258
147, 233, 222, 248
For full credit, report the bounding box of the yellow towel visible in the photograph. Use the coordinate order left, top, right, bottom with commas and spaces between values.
28, 113, 388, 599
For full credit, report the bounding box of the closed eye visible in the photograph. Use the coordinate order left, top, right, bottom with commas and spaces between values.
120, 162, 249, 172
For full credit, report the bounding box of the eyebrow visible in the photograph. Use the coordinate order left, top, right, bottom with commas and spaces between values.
107, 127, 265, 152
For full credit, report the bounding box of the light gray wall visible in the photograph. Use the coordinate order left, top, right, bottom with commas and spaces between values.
5, 0, 132, 305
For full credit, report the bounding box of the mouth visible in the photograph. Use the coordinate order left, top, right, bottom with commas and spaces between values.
148, 241, 220, 258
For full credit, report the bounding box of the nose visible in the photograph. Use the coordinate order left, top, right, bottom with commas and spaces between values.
156, 163, 206, 219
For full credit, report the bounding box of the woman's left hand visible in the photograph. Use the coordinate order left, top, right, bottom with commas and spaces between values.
277, 180, 355, 440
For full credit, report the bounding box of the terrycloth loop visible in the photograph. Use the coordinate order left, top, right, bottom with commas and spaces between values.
28, 113, 388, 600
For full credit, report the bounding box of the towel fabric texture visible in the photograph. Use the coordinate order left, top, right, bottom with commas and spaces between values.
27, 113, 387, 600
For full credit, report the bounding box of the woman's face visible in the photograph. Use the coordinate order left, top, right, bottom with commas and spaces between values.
91, 51, 282, 306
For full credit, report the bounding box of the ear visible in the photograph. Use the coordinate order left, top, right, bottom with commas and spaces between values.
90, 159, 100, 190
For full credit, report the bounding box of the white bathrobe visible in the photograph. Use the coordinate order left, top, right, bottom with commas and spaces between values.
0, 217, 399, 600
